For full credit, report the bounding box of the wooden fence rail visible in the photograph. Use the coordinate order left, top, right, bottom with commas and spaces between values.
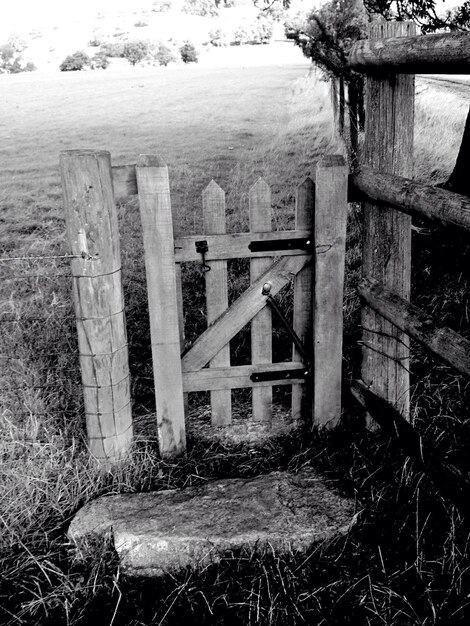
347, 21, 470, 424
348, 29, 470, 74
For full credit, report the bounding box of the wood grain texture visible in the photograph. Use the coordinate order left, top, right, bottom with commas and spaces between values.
182, 254, 310, 373
359, 277, 470, 377
249, 178, 273, 422
313, 156, 348, 428
60, 150, 133, 463
203, 180, 231, 425
174, 230, 312, 262
175, 263, 189, 418
348, 29, 470, 74
361, 21, 415, 419
183, 362, 306, 392
136, 154, 186, 457
353, 167, 470, 232
292, 178, 315, 424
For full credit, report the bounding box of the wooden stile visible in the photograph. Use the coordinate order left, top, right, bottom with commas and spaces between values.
60, 150, 133, 462
249, 179, 273, 422
313, 156, 348, 427
203, 181, 232, 426
136, 154, 186, 457
292, 178, 315, 423
361, 21, 415, 420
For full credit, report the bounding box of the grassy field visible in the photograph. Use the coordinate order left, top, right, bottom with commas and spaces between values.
1, 58, 470, 624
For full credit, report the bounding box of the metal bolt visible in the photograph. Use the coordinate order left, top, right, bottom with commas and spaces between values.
262, 282, 272, 296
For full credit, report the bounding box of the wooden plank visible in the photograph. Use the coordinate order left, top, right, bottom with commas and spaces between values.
313, 156, 348, 428
183, 362, 306, 392
60, 149, 133, 464
182, 254, 310, 373
203, 180, 231, 426
136, 154, 186, 457
174, 230, 312, 262
112, 164, 137, 198
292, 178, 315, 424
361, 21, 415, 420
348, 30, 470, 74
249, 178, 273, 422
352, 167, 470, 232
175, 263, 189, 417
359, 277, 470, 377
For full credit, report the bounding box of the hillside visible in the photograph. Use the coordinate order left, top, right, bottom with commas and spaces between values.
2, 0, 316, 72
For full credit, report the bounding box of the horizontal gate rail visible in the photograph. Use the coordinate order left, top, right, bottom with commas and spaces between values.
183, 362, 306, 392
174, 230, 313, 262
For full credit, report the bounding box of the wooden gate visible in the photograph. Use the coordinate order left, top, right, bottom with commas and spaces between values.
61, 149, 348, 461
136, 154, 348, 457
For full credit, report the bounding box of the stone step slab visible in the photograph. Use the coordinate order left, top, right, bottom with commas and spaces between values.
68, 470, 356, 577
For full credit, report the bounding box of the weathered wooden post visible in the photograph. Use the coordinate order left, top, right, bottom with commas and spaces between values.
292, 177, 315, 423
313, 155, 348, 427
136, 155, 186, 457
359, 20, 416, 419
60, 150, 133, 462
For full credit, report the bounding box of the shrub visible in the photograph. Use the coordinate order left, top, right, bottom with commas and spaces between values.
88, 31, 103, 47
99, 41, 125, 58
208, 26, 230, 47
90, 52, 110, 69
123, 40, 149, 66
182, 0, 218, 17
152, 0, 173, 10
180, 42, 198, 63
0, 36, 35, 74
155, 43, 177, 66
255, 17, 274, 44
134, 20, 148, 27
59, 51, 90, 71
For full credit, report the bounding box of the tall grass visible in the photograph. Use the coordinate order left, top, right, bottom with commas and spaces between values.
2, 66, 470, 624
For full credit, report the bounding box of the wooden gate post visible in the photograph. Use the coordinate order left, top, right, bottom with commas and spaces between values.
60, 150, 133, 462
313, 155, 348, 428
361, 21, 416, 419
136, 155, 186, 457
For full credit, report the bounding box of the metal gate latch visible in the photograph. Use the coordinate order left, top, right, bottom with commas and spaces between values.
195, 240, 211, 273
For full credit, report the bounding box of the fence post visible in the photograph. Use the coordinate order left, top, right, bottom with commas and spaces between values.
60, 150, 133, 462
361, 20, 416, 419
313, 155, 348, 428
136, 154, 186, 457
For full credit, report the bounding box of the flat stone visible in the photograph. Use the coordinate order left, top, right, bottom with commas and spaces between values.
68, 471, 356, 577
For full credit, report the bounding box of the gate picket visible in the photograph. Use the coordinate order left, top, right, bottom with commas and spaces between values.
249, 179, 273, 422
203, 181, 232, 426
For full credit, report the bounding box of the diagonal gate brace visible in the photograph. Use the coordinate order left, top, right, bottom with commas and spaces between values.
181, 254, 311, 373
